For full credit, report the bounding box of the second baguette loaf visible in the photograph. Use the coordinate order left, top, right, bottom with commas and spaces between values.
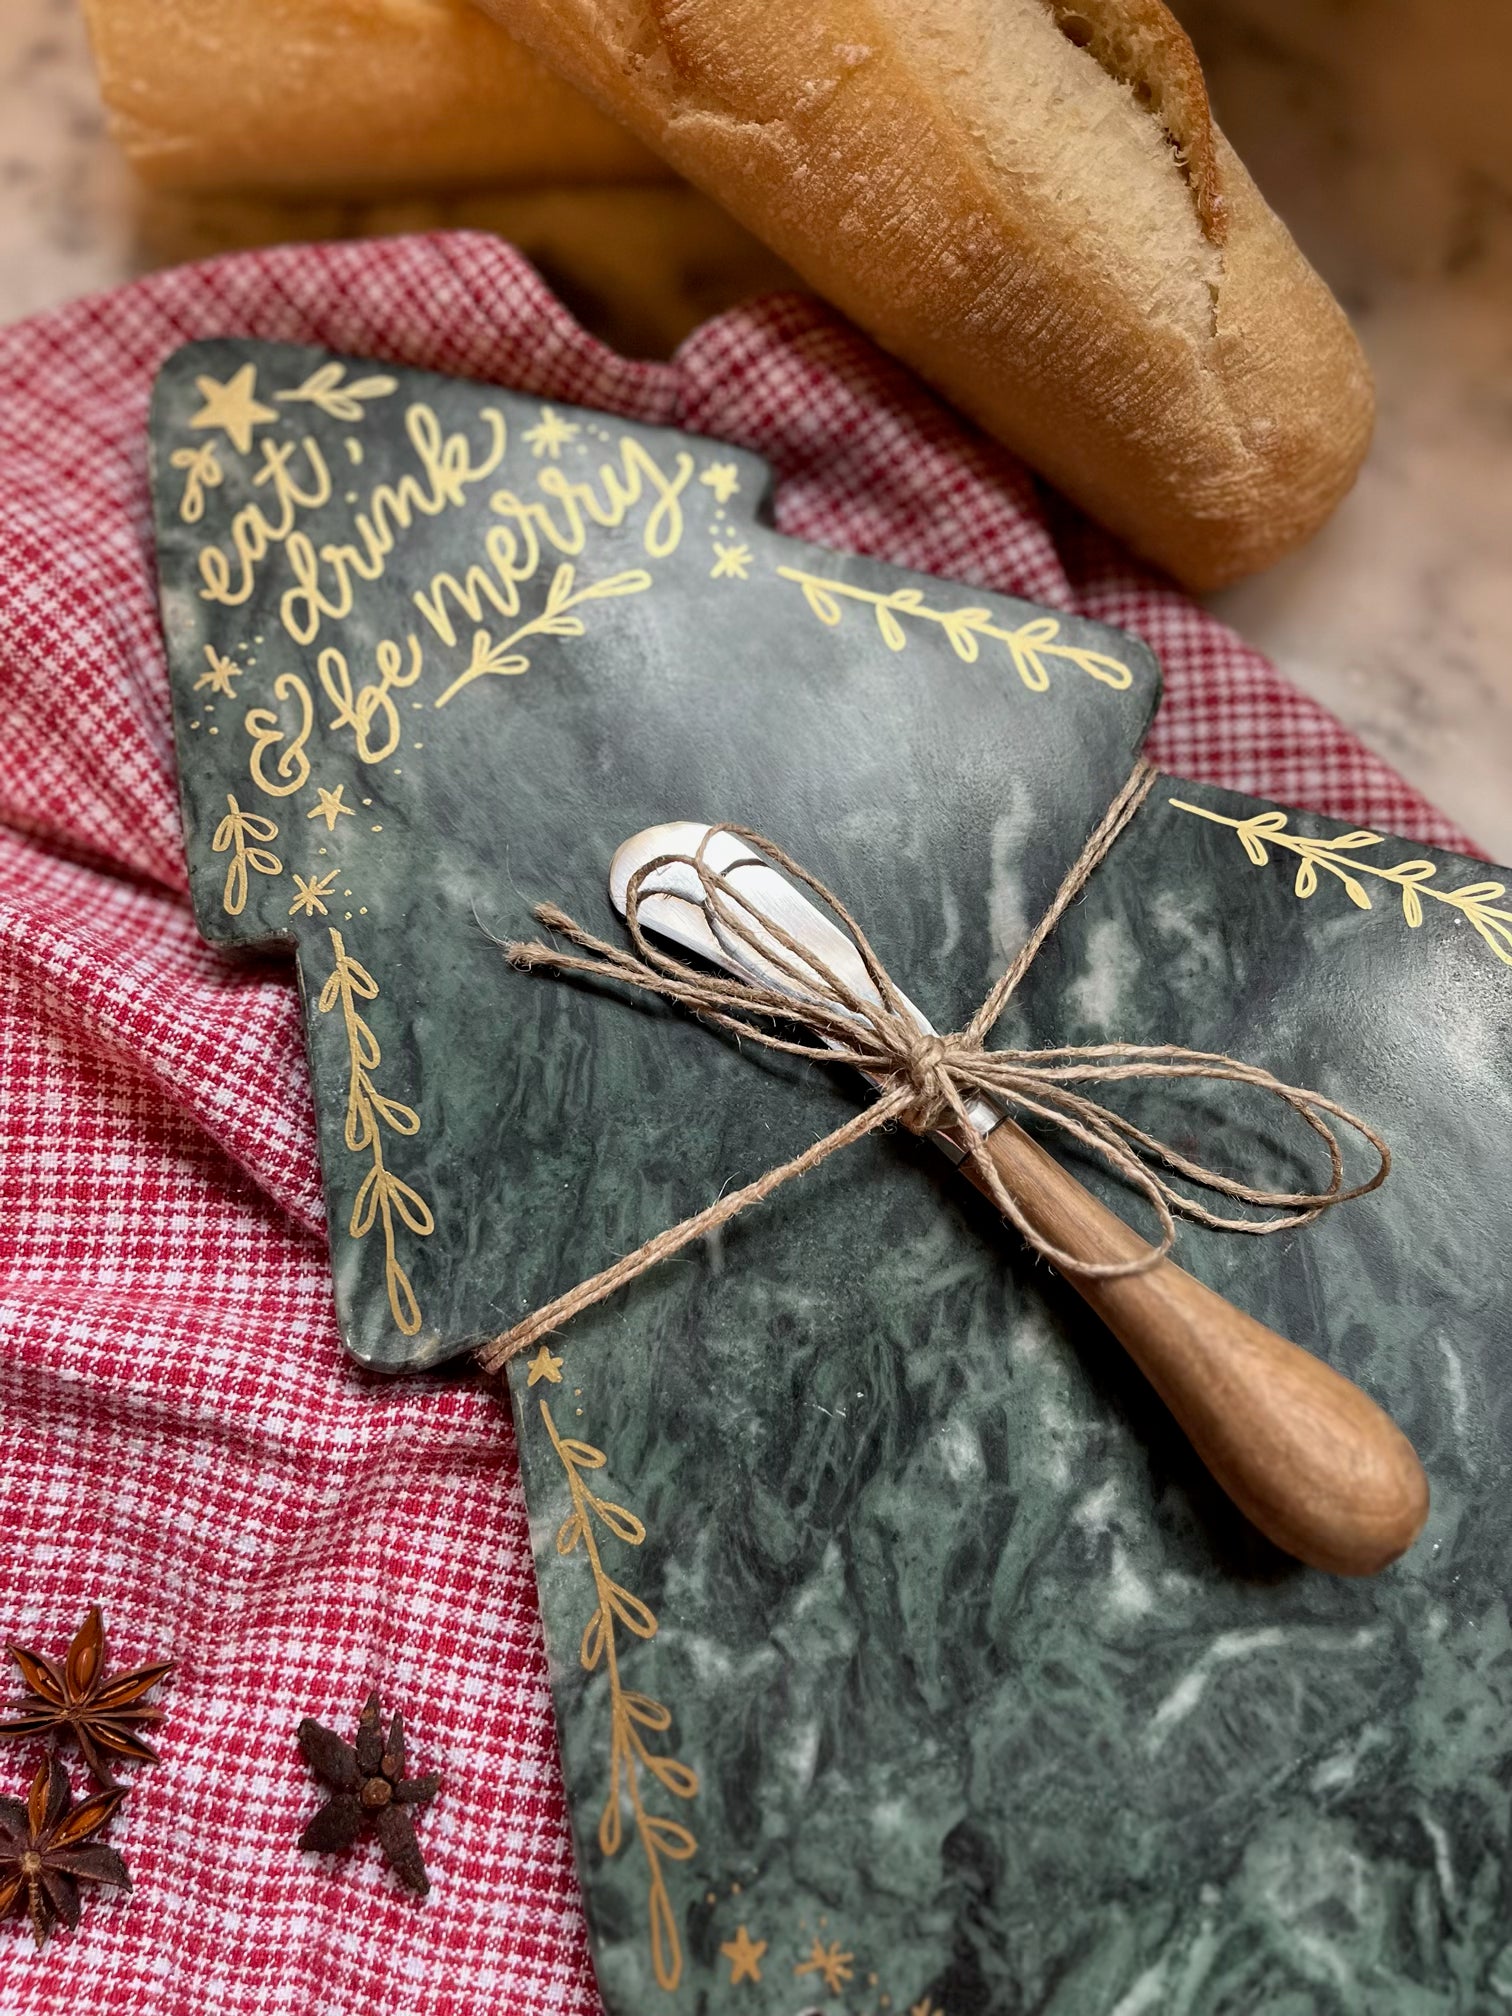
82, 0, 668, 195
470, 0, 1372, 589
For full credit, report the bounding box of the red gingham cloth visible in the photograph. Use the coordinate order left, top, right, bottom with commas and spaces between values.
0, 232, 1473, 2012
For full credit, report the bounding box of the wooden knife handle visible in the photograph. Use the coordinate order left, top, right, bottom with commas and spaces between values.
958, 1114, 1428, 1575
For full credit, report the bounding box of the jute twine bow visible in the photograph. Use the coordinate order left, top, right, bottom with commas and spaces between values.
477, 760, 1388, 1373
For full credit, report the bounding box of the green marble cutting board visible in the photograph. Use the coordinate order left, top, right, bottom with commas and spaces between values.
151, 340, 1512, 2015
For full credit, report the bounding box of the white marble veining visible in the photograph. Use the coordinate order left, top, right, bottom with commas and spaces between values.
2, 0, 1508, 854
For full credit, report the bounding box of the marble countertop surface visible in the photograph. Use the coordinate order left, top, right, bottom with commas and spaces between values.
3, 0, 1508, 857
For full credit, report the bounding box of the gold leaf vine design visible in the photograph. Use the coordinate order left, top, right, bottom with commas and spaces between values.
543, 1398, 699, 1991
275, 361, 398, 422
777, 566, 1133, 691
433, 562, 654, 708
1170, 799, 1512, 966
318, 929, 435, 1334
211, 793, 280, 915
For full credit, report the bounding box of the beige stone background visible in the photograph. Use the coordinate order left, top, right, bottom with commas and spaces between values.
2, 0, 1508, 854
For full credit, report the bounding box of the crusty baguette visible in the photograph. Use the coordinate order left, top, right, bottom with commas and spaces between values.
469, 0, 1372, 588
81, 0, 668, 195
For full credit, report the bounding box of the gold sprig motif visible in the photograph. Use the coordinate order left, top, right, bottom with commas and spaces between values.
318, 930, 435, 1335
275, 361, 398, 422
1170, 799, 1512, 966
543, 1399, 699, 1991
778, 566, 1133, 691
211, 794, 281, 915
433, 562, 653, 708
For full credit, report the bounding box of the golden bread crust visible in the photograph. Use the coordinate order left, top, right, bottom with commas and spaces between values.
82, 0, 667, 195
474, 0, 1372, 587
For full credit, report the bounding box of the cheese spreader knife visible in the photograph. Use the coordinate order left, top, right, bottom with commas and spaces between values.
608, 821, 1428, 1577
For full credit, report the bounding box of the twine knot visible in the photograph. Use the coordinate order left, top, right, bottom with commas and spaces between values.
477, 761, 1389, 1373
898, 1032, 958, 1134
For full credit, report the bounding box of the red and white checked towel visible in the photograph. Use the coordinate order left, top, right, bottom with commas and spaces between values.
0, 232, 1472, 2013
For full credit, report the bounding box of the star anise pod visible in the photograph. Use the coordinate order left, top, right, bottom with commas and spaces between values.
0, 1756, 130, 1949
0, 1607, 173, 1790
297, 1693, 442, 1896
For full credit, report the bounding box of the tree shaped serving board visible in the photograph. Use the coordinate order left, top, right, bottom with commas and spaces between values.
153, 341, 1512, 2015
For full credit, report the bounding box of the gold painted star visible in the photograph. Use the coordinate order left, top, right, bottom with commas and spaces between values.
710, 541, 753, 582
700, 461, 741, 504
288, 870, 339, 918
188, 363, 277, 455
911, 2000, 946, 2016
307, 784, 355, 832
526, 1346, 564, 1387
795, 1937, 855, 1996
522, 406, 580, 460
720, 1924, 767, 1985
194, 645, 240, 698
